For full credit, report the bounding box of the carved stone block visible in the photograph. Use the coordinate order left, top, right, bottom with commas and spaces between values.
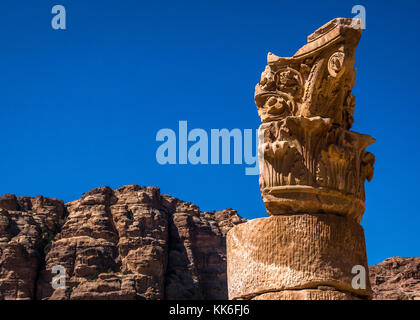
227, 18, 376, 300
255, 18, 375, 222
227, 214, 371, 300
251, 290, 360, 300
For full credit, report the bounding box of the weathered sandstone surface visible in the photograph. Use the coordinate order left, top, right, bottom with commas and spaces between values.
0, 194, 65, 299
0, 187, 417, 300
369, 256, 420, 300
0, 185, 245, 300
227, 214, 370, 299
227, 17, 376, 300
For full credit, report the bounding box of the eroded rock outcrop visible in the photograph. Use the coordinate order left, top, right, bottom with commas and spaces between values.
0, 194, 65, 299
0, 188, 418, 300
0, 185, 245, 300
369, 257, 420, 300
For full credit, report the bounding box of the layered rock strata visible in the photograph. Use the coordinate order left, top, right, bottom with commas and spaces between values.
0, 188, 418, 300
369, 257, 420, 300
0, 186, 245, 300
0, 194, 65, 299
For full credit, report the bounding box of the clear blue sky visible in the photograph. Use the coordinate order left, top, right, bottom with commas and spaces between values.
0, 0, 419, 265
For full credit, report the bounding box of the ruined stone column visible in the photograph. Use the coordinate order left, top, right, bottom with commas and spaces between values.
227, 18, 375, 300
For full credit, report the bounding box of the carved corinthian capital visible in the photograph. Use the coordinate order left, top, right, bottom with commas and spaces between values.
255, 18, 375, 223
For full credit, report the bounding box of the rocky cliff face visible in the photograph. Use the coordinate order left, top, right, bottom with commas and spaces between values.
0, 185, 245, 300
369, 256, 420, 300
0, 194, 65, 299
0, 185, 418, 300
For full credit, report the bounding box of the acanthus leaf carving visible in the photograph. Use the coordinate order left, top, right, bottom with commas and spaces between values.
255, 18, 376, 223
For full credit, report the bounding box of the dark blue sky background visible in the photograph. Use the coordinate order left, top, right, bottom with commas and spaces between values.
0, 0, 419, 265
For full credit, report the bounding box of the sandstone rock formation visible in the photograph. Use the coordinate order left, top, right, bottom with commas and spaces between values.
227, 18, 376, 300
0, 186, 245, 300
0, 194, 65, 299
369, 257, 420, 300
0, 188, 418, 300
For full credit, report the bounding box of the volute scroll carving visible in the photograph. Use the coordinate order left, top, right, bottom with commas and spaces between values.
227, 17, 375, 303
255, 18, 375, 223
